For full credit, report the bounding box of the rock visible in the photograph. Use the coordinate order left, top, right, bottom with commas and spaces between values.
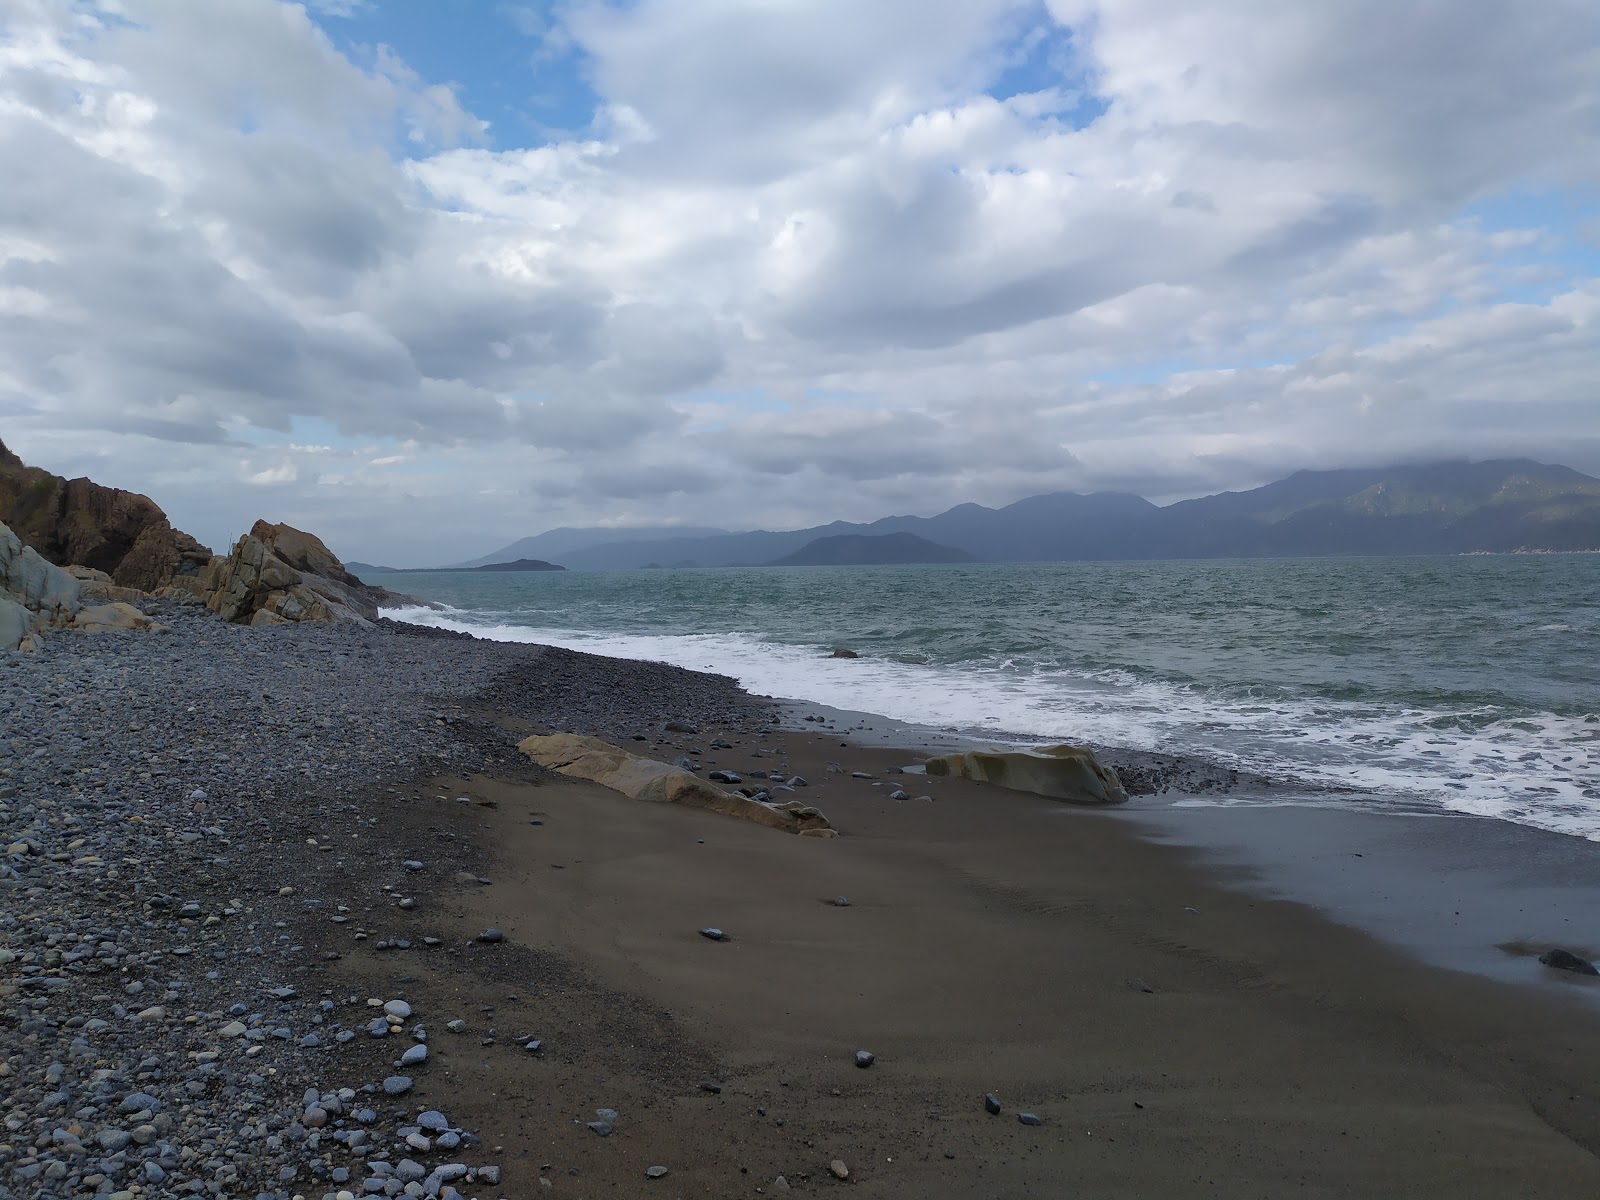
708, 770, 742, 784
1127, 978, 1156, 993
585, 1121, 614, 1137
518, 733, 836, 836
400, 1044, 428, 1066
985, 1092, 1002, 1114
699, 1080, 722, 1093
446, 1020, 467, 1033
646, 1165, 669, 1178
0, 520, 81, 649
1539, 948, 1600, 975
1018, 1112, 1043, 1126
70, 600, 157, 633
382, 1076, 414, 1096
196, 519, 426, 627
0, 439, 211, 591
829, 648, 859, 658
833, 896, 851, 907
477, 928, 505, 943
855, 1050, 875, 1068
700, 927, 727, 941
925, 744, 1129, 805
829, 1159, 850, 1179
384, 999, 413, 1018
418, 1110, 450, 1131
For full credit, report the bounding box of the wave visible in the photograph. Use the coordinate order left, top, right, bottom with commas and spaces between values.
381, 605, 1600, 840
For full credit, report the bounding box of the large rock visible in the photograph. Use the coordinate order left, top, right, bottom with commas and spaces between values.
198, 520, 427, 627
924, 744, 1129, 805
518, 733, 837, 836
0, 520, 82, 649
0, 439, 211, 590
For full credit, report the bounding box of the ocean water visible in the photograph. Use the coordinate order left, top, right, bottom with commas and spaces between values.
371, 556, 1600, 839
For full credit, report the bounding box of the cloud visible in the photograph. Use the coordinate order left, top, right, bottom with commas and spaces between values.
0, 0, 1596, 565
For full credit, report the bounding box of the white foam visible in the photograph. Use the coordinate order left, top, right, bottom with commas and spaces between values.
383, 605, 1600, 840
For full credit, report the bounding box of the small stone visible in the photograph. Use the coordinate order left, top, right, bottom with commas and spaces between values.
646, 1165, 669, 1178
399, 897, 416, 909
699, 927, 727, 941
833, 896, 850, 907
384, 999, 413, 1019
403, 860, 424, 871
418, 1110, 449, 1131
1127, 978, 1156, 993
699, 1080, 722, 1093
830, 1159, 850, 1180
400, 1044, 428, 1067
382, 1075, 413, 1096
477, 928, 505, 943
585, 1121, 613, 1137
446, 1019, 467, 1033
855, 1050, 875, 1068
1018, 1112, 1043, 1126
984, 1092, 1001, 1115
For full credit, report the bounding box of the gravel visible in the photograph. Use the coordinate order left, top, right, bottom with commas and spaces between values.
0, 600, 773, 1197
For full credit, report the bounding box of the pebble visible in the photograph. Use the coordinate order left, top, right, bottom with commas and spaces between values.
855, 1050, 875, 1068
646, 1164, 669, 1178
383, 1075, 414, 1096
418, 1110, 450, 1131
985, 1092, 1002, 1115
830, 1159, 850, 1180
400, 1043, 429, 1066
1019, 1112, 1043, 1126
477, 927, 505, 943
385, 999, 413, 1018
699, 927, 728, 941
834, 896, 851, 907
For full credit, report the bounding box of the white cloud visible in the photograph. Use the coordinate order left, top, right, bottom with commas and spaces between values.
0, 0, 1596, 564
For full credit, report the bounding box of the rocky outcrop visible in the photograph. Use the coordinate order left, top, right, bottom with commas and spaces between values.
518, 733, 838, 836
198, 520, 424, 627
1, 521, 81, 649
0, 439, 211, 591
925, 744, 1129, 805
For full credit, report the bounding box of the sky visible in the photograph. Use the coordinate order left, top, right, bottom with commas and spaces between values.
1, 0, 1598, 566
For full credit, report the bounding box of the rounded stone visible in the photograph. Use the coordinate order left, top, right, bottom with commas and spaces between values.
382, 1075, 413, 1096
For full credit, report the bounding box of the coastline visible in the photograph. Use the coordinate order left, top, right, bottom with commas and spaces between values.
5, 611, 1600, 1197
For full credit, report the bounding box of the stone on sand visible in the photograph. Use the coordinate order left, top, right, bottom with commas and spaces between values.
925, 744, 1129, 805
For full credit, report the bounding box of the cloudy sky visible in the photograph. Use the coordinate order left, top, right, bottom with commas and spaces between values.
2, 0, 1598, 565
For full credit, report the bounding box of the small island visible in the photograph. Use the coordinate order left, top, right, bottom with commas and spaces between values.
474, 558, 566, 572
767, 531, 979, 566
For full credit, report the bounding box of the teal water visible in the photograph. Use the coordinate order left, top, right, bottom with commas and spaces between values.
373, 556, 1600, 838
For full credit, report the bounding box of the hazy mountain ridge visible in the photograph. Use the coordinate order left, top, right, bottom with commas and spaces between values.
464, 459, 1600, 569
768, 532, 978, 566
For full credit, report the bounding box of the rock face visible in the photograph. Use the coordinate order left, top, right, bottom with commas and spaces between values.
1, 520, 81, 649
199, 520, 418, 627
518, 733, 837, 835
0, 438, 211, 590
925, 744, 1129, 805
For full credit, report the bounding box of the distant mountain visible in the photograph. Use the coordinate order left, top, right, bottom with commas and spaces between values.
456, 524, 730, 568
768, 532, 979, 566
345, 561, 396, 575
462, 459, 1600, 570
475, 558, 565, 572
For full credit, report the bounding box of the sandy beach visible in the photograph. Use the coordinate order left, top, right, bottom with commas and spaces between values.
349, 718, 1600, 1198
7, 613, 1600, 1199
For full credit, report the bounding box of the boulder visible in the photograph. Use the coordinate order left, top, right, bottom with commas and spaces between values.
0, 519, 82, 649
70, 601, 159, 633
924, 744, 1129, 805
0, 438, 210, 590
65, 565, 147, 605
198, 520, 429, 627
518, 733, 837, 835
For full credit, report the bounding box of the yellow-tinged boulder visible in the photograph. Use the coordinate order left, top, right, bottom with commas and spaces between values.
518, 733, 836, 835
71, 601, 159, 633
924, 744, 1128, 805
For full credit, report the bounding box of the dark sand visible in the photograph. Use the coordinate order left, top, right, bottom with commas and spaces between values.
342, 726, 1600, 1199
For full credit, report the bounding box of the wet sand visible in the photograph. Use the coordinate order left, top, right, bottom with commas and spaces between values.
362, 725, 1600, 1199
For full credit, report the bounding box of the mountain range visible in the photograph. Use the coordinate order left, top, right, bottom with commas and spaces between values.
457, 459, 1600, 570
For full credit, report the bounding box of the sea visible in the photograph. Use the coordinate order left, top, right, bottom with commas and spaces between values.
369, 555, 1600, 841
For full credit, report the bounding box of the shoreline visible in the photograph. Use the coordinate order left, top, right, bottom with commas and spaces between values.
6, 610, 1600, 1197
